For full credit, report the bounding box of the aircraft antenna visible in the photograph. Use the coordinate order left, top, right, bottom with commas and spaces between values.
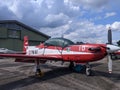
61, 29, 64, 38
61, 34, 64, 38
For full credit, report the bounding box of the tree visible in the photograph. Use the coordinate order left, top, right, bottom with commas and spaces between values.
117, 40, 120, 46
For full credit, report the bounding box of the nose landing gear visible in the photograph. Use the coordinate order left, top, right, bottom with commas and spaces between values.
85, 63, 92, 76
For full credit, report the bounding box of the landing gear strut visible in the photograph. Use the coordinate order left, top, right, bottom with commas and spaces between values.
35, 60, 44, 77
85, 63, 92, 76
69, 61, 74, 71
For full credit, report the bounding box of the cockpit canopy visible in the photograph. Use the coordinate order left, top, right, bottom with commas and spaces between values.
44, 38, 74, 47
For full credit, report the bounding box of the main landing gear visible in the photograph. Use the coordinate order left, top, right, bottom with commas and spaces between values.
69, 62, 92, 76
35, 60, 44, 77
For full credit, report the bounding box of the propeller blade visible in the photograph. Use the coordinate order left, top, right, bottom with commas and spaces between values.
107, 54, 112, 73
108, 27, 112, 44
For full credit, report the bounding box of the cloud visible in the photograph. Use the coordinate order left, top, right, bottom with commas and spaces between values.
40, 24, 70, 37
45, 13, 69, 27
112, 22, 120, 30
0, 0, 80, 28
40, 20, 120, 43
40, 20, 107, 43
69, 0, 109, 11
0, 0, 120, 43
0, 6, 17, 20
0, 0, 110, 26
64, 21, 107, 43
106, 22, 120, 31
105, 12, 116, 18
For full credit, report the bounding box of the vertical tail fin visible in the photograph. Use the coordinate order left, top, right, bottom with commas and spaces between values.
23, 36, 29, 53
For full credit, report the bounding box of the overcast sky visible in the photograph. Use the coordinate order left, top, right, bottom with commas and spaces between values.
0, 0, 120, 43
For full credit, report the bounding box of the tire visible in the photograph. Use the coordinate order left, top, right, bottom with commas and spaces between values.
86, 68, 91, 76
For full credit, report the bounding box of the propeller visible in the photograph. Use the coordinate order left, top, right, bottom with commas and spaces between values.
106, 27, 120, 73
108, 27, 112, 44
107, 53, 112, 73
107, 27, 112, 73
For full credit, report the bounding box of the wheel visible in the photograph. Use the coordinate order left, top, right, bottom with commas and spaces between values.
86, 68, 91, 76
35, 69, 44, 77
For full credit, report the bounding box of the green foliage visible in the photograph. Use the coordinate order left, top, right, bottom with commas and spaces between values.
117, 40, 120, 46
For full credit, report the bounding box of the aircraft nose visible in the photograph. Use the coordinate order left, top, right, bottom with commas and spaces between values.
107, 44, 120, 53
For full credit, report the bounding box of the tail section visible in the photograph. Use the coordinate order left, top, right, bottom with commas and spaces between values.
23, 36, 29, 53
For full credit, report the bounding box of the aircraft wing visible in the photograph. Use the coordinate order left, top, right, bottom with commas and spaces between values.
0, 54, 63, 61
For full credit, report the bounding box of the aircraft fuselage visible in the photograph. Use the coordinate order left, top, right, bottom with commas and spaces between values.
26, 43, 107, 63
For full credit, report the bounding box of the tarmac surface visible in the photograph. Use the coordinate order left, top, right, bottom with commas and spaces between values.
0, 58, 120, 90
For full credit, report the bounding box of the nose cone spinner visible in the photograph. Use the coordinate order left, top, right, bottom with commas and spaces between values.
107, 44, 120, 53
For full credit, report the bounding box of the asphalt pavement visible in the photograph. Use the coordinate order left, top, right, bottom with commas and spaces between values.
0, 58, 120, 90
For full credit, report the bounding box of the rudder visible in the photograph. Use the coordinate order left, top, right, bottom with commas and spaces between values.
23, 36, 29, 53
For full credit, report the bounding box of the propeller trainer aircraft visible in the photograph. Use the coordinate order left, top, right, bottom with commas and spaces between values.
0, 28, 120, 76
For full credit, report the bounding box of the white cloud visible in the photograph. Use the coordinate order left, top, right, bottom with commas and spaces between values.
0, 0, 120, 43
65, 22, 106, 43
69, 0, 109, 11
40, 24, 70, 38
111, 22, 120, 31
8, 1, 23, 19
106, 21, 120, 31
105, 12, 116, 18
45, 13, 69, 25
40, 20, 107, 43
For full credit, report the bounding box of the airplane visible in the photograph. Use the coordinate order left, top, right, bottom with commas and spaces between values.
0, 48, 15, 54
0, 27, 120, 76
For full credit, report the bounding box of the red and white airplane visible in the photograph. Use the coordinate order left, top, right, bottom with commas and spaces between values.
0, 28, 120, 76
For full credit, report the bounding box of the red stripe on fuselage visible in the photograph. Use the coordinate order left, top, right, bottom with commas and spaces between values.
31, 43, 107, 63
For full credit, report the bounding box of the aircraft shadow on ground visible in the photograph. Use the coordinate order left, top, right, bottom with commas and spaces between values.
93, 70, 120, 81
91, 63, 120, 80
0, 63, 119, 90
0, 67, 73, 90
